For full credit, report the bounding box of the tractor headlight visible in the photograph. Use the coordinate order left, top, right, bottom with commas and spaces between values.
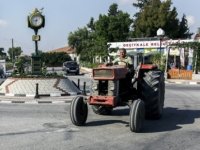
108, 81, 115, 92
92, 80, 98, 91
109, 85, 115, 91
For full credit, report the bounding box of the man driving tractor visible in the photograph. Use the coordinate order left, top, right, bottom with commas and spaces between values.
107, 48, 133, 69
107, 48, 135, 85
113, 48, 133, 68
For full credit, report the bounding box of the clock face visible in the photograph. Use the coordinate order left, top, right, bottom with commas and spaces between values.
30, 15, 43, 27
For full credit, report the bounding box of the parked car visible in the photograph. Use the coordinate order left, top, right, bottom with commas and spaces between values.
62, 61, 79, 75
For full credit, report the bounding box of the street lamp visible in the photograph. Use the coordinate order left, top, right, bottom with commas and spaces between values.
157, 28, 165, 55
157, 28, 165, 67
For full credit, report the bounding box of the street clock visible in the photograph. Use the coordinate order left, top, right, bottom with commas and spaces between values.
27, 8, 45, 75
30, 15, 43, 27
28, 8, 45, 30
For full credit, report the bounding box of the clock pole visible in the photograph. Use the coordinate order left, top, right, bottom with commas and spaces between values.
34, 29, 39, 56
28, 8, 45, 75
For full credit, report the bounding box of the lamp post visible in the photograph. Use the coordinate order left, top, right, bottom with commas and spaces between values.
157, 28, 165, 55
157, 28, 165, 67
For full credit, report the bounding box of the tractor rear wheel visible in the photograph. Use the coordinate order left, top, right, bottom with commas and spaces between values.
129, 99, 145, 132
70, 96, 88, 126
141, 70, 165, 119
92, 105, 113, 115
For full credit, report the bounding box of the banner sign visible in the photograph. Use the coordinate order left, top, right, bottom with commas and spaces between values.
108, 39, 194, 49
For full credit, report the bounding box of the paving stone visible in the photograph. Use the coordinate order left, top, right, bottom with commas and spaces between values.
0, 78, 81, 96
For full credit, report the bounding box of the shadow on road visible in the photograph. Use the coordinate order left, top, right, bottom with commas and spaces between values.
83, 107, 200, 133
111, 107, 130, 116
64, 73, 85, 76
143, 107, 200, 133
86, 120, 128, 126
86, 107, 129, 126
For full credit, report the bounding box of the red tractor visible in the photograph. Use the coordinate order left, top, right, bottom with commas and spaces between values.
70, 64, 165, 132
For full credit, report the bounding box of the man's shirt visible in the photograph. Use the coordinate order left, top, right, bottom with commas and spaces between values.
112, 56, 133, 67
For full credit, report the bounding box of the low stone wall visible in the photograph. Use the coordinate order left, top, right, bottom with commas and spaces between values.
167, 69, 193, 80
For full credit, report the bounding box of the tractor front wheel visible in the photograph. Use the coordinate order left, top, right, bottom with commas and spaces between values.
129, 99, 145, 132
70, 96, 88, 126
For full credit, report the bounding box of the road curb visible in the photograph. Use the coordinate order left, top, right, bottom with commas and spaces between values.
0, 96, 75, 104
0, 94, 90, 104
0, 92, 81, 97
0, 100, 72, 104
165, 80, 200, 85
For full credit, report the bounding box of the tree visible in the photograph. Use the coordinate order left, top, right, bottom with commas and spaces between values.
95, 3, 132, 42
68, 27, 90, 55
92, 3, 132, 59
133, 0, 149, 9
41, 52, 71, 67
15, 56, 26, 74
8, 47, 22, 62
0, 48, 7, 59
0, 48, 4, 55
132, 0, 149, 18
132, 0, 192, 39
68, 3, 132, 64
87, 17, 95, 31
133, 0, 169, 37
178, 14, 193, 39
108, 3, 118, 16
164, 6, 180, 38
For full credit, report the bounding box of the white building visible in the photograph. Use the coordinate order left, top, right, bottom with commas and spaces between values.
108, 39, 195, 69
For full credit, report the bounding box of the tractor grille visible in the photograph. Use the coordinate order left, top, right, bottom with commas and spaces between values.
92, 80, 119, 96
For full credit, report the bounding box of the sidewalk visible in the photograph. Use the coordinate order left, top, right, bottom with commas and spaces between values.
0, 78, 81, 97
165, 79, 200, 85
81, 67, 92, 74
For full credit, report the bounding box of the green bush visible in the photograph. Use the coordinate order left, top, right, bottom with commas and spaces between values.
150, 53, 166, 71
80, 61, 99, 68
6, 62, 13, 70
41, 52, 72, 67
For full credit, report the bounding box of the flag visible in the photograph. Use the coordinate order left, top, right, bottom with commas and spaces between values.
188, 48, 193, 57
180, 48, 185, 67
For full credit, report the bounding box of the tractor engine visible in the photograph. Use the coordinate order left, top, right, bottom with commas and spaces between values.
89, 66, 129, 107
92, 80, 117, 96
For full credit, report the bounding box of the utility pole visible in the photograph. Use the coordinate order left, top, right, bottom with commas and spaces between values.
11, 38, 14, 63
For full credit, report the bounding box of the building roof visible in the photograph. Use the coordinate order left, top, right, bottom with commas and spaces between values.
194, 33, 200, 40
48, 46, 75, 54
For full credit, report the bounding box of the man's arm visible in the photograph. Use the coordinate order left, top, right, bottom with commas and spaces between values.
126, 56, 135, 73
127, 56, 133, 67
112, 57, 120, 65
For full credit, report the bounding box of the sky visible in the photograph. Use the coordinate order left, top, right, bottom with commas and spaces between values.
0, 0, 199, 55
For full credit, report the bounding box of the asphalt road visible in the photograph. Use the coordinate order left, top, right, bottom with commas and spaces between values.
0, 84, 200, 150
